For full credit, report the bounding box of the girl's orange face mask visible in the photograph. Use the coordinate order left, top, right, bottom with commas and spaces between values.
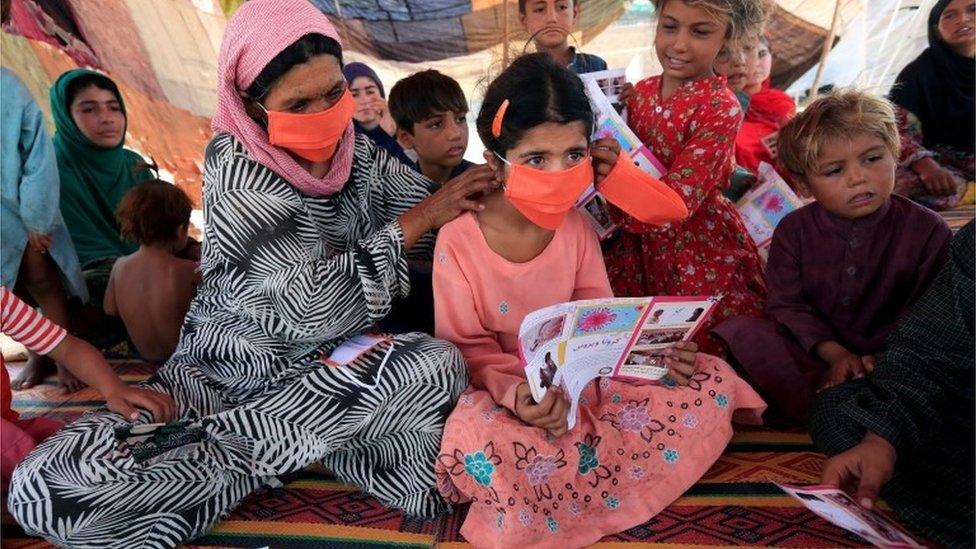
497, 153, 594, 230
261, 88, 355, 162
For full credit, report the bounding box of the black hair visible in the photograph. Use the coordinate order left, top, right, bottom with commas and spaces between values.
476, 52, 593, 156
388, 70, 468, 133
247, 33, 343, 100
518, 0, 577, 14
65, 73, 123, 111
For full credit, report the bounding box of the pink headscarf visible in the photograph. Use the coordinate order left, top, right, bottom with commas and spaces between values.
212, 0, 355, 197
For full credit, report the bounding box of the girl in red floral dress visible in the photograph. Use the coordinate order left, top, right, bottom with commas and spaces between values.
605, 0, 769, 355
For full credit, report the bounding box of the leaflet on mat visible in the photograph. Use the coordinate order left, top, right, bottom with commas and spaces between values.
736, 161, 807, 250
776, 483, 924, 548
518, 296, 719, 429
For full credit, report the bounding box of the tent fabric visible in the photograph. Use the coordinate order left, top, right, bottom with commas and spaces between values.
1, 0, 919, 207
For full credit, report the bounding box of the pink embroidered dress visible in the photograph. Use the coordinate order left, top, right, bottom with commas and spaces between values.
433, 211, 766, 548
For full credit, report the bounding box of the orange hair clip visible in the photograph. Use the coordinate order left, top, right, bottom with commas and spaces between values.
491, 99, 510, 138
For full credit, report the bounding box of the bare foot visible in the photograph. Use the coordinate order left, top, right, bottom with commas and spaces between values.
56, 364, 86, 394
11, 352, 54, 390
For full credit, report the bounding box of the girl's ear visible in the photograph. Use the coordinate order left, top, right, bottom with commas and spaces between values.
484, 150, 505, 183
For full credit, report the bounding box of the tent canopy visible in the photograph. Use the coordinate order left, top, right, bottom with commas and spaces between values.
1, 0, 928, 202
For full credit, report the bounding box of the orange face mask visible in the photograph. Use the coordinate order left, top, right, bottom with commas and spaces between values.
498, 154, 594, 230
596, 155, 689, 226
262, 88, 355, 162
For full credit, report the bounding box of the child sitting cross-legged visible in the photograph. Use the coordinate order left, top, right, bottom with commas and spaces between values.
104, 180, 199, 363
433, 53, 765, 548
714, 90, 952, 422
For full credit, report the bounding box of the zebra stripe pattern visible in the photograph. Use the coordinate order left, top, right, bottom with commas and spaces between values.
8, 133, 468, 548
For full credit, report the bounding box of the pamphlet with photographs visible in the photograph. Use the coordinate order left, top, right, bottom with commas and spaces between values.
776, 483, 924, 548
518, 296, 719, 428
578, 68, 628, 105
736, 161, 807, 251
576, 70, 669, 240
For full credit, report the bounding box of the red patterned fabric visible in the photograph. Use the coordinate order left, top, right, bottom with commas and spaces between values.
1, 286, 67, 422
606, 76, 767, 355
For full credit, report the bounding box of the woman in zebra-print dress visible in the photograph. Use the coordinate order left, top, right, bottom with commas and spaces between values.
8, 1, 497, 546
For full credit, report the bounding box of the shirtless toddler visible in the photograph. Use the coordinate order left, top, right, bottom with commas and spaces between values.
105, 181, 198, 363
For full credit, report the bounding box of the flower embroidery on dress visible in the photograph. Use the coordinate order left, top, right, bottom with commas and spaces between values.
683, 413, 698, 428
663, 448, 679, 463
629, 464, 645, 479
499, 301, 510, 314
604, 495, 620, 509
577, 444, 599, 474
465, 452, 497, 486
575, 434, 612, 487
600, 398, 667, 442
616, 401, 651, 431
519, 508, 532, 526
437, 442, 501, 490
714, 393, 729, 408
547, 516, 559, 532
513, 442, 567, 501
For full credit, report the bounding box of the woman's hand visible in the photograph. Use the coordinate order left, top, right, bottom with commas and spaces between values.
514, 382, 570, 437
663, 340, 698, 385
591, 137, 622, 185
913, 157, 960, 197
820, 432, 897, 509
399, 165, 499, 248
27, 232, 52, 253
104, 386, 177, 423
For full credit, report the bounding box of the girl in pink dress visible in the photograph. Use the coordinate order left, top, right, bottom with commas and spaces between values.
433, 53, 766, 549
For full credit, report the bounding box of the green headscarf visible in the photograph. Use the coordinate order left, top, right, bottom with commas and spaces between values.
51, 68, 150, 266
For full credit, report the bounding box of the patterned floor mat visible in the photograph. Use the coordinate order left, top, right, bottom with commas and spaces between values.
2, 361, 900, 548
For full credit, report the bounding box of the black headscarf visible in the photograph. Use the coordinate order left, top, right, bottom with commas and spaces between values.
890, 0, 974, 153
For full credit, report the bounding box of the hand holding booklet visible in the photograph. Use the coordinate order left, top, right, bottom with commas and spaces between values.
777, 483, 924, 548
518, 296, 719, 429
576, 69, 670, 240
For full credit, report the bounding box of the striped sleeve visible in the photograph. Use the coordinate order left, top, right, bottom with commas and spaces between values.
0, 286, 67, 355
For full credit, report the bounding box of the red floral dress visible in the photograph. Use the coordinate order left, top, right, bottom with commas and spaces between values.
605, 76, 767, 355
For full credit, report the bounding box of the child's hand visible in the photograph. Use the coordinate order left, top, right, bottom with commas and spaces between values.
815, 341, 875, 391
105, 386, 177, 423
663, 341, 698, 385
27, 232, 52, 253
818, 353, 873, 391
371, 97, 397, 136
820, 432, 896, 509
913, 157, 960, 197
514, 382, 570, 437
591, 137, 622, 185
617, 82, 635, 104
